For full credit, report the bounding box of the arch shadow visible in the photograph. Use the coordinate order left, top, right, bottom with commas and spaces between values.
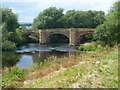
78, 33, 94, 44
46, 34, 69, 44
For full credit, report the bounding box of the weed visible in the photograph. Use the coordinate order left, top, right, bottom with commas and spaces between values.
2, 66, 25, 88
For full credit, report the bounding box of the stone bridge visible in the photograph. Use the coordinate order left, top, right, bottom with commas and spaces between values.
23, 28, 95, 45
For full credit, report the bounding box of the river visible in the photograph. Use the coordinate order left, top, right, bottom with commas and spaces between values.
2, 43, 79, 69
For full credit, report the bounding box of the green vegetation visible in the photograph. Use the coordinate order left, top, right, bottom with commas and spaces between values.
80, 33, 95, 43
2, 52, 21, 68
32, 7, 64, 29
22, 47, 118, 88
2, 67, 25, 88
78, 42, 96, 51
1, 7, 39, 50
78, 42, 111, 51
94, 1, 120, 46
23, 35, 39, 43
1, 7, 24, 50
32, 7, 105, 29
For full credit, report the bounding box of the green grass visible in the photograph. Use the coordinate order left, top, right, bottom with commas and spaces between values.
2, 67, 25, 88
23, 50, 118, 88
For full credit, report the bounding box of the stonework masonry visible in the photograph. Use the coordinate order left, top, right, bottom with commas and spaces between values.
23, 28, 94, 45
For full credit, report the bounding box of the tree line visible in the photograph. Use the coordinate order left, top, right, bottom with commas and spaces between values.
32, 7, 105, 29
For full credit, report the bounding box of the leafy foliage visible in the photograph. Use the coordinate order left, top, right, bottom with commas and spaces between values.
1, 7, 25, 50
32, 7, 105, 29
2, 8, 19, 32
2, 40, 16, 51
32, 7, 64, 29
80, 33, 95, 43
15, 28, 24, 45
63, 10, 105, 28
94, 1, 120, 46
2, 23, 16, 50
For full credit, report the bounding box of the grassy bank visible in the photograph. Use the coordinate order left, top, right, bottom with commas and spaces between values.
23, 48, 118, 88
2, 45, 118, 88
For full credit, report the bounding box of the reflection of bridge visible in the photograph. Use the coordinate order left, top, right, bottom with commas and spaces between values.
23, 28, 95, 45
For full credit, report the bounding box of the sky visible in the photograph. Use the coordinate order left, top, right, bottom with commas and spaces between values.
2, 0, 116, 23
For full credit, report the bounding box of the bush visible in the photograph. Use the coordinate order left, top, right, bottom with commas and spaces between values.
78, 42, 97, 51
2, 40, 16, 51
15, 28, 24, 45
84, 45, 96, 51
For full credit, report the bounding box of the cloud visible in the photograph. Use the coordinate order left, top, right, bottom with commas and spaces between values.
32, 0, 116, 13
2, 0, 116, 22
11, 8, 23, 14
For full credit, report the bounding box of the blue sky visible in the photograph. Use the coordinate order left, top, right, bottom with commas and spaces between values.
2, 0, 116, 23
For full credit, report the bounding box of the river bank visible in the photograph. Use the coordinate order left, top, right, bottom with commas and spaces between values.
2, 45, 118, 88
23, 47, 118, 88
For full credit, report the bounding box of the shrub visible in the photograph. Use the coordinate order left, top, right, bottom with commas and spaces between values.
2, 40, 16, 50
84, 45, 96, 51
78, 42, 97, 51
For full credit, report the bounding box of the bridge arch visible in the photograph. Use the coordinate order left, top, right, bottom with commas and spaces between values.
46, 33, 69, 44
77, 32, 93, 44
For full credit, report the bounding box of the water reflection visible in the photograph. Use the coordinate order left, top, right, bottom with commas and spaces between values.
2, 51, 21, 68
16, 55, 33, 68
2, 43, 78, 69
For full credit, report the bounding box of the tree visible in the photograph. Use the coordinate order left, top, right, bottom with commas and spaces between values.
2, 23, 16, 50
62, 10, 105, 28
62, 10, 76, 28
33, 6, 105, 29
1, 7, 22, 50
94, 1, 120, 46
2, 8, 19, 32
32, 7, 64, 29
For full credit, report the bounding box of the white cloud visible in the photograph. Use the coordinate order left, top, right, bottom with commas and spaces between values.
32, 0, 116, 13
2, 0, 117, 22
11, 8, 23, 14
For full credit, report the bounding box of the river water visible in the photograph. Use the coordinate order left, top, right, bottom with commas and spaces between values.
2, 43, 79, 69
